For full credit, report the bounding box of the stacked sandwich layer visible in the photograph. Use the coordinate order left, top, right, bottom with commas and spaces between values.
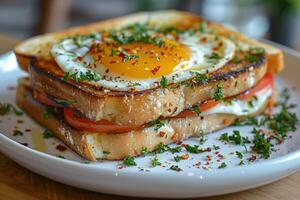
14, 11, 282, 161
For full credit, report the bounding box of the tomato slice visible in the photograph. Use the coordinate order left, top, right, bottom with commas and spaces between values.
173, 73, 273, 119
33, 90, 62, 107
238, 73, 274, 100
63, 108, 142, 133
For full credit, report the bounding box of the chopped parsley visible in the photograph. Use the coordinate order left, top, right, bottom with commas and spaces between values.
151, 157, 161, 167
206, 53, 221, 64
155, 143, 169, 153
63, 71, 100, 82
218, 162, 227, 169
43, 106, 58, 119
219, 130, 250, 150
184, 144, 207, 154
251, 128, 272, 159
160, 76, 168, 88
109, 23, 165, 47
249, 47, 265, 55
122, 156, 137, 166
110, 48, 118, 56
244, 54, 259, 62
174, 155, 181, 162
236, 151, 243, 159
43, 129, 54, 139
169, 165, 182, 172
190, 105, 201, 115
0, 103, 23, 116
168, 146, 182, 154
199, 22, 208, 34
147, 118, 165, 131
213, 82, 223, 101
195, 73, 208, 84
141, 147, 148, 157
238, 160, 245, 165
121, 50, 139, 62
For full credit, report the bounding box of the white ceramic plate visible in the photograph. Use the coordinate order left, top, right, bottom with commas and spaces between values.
1, 45, 300, 198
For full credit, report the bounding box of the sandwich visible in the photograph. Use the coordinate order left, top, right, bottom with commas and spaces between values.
14, 11, 283, 161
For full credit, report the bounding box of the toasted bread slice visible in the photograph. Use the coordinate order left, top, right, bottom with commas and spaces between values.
30, 53, 267, 125
17, 78, 272, 161
14, 10, 283, 74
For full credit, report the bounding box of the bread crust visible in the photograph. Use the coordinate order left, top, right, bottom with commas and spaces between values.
14, 10, 283, 73
16, 79, 271, 161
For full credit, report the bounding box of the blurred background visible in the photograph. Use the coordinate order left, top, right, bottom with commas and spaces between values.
0, 0, 300, 50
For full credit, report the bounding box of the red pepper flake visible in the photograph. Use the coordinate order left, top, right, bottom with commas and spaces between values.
25, 129, 31, 132
159, 131, 166, 137
150, 66, 161, 75
194, 161, 201, 166
248, 155, 257, 162
56, 144, 67, 152
17, 120, 24, 124
117, 165, 124, 170
200, 37, 207, 43
206, 147, 212, 152
176, 141, 183, 145
206, 155, 212, 161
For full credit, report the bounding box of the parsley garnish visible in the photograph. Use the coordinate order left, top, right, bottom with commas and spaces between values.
218, 162, 227, 169
190, 105, 201, 115
251, 128, 272, 158
174, 155, 181, 162
170, 165, 182, 172
155, 143, 169, 153
213, 82, 223, 101
147, 118, 165, 131
236, 151, 243, 159
244, 55, 259, 62
110, 48, 118, 56
0, 103, 23, 116
249, 47, 265, 55
121, 50, 139, 62
206, 53, 221, 63
43, 106, 58, 119
219, 130, 250, 150
141, 147, 148, 157
184, 144, 207, 154
43, 129, 54, 139
160, 76, 168, 88
199, 22, 208, 34
151, 157, 161, 167
63, 71, 100, 82
168, 146, 182, 154
123, 156, 137, 166
195, 73, 208, 84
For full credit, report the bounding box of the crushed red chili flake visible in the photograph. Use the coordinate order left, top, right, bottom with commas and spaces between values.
17, 120, 24, 124
206, 147, 212, 152
150, 66, 161, 75
159, 131, 166, 137
56, 144, 67, 152
25, 129, 31, 132
206, 155, 212, 161
176, 141, 183, 145
248, 155, 257, 162
117, 165, 124, 170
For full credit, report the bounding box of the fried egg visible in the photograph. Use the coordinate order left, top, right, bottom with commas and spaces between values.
51, 27, 235, 91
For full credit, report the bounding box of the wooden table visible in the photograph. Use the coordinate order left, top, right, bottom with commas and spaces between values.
0, 34, 300, 200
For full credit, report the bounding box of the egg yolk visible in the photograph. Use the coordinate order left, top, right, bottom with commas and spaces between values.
89, 39, 190, 79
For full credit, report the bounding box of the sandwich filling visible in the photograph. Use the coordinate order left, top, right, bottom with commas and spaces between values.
33, 73, 274, 134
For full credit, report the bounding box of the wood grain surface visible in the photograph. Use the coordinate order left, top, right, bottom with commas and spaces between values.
0, 34, 300, 200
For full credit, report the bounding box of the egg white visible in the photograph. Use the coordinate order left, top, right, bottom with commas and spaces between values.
51, 32, 235, 91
